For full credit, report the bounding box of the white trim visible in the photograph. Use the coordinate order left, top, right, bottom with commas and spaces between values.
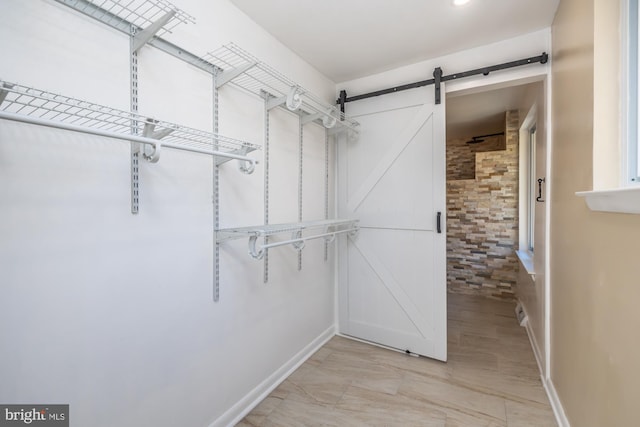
441, 54, 554, 380
515, 250, 535, 277
210, 326, 336, 427
519, 104, 538, 254
520, 304, 543, 377
543, 47, 553, 381
576, 186, 640, 214
621, 0, 632, 184
520, 303, 570, 427
543, 378, 571, 427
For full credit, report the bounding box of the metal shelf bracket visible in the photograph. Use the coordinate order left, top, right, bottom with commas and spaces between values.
0, 83, 12, 105
215, 142, 259, 174
301, 112, 323, 125
266, 95, 287, 111
131, 10, 176, 53
216, 62, 258, 88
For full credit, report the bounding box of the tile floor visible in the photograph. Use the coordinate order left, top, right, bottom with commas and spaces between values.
237, 293, 557, 426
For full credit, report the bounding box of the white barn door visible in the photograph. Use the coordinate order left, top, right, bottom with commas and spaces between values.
338, 87, 447, 361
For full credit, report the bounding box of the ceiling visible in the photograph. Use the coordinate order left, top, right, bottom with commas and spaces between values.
230, 0, 559, 83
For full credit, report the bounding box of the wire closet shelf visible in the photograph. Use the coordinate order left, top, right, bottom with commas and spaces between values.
216, 219, 359, 260
56, 0, 195, 36
204, 43, 360, 136
0, 80, 260, 170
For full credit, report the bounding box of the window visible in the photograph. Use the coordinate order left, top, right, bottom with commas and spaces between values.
576, 0, 640, 213
516, 111, 536, 273
527, 126, 536, 252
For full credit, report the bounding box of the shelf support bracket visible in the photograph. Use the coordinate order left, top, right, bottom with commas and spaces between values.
266, 95, 286, 111
132, 10, 176, 53
301, 112, 323, 125
0, 83, 12, 105
327, 121, 356, 136
143, 122, 174, 140
215, 62, 257, 88
215, 142, 258, 174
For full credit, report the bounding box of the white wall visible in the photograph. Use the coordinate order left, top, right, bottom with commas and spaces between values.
0, 0, 336, 426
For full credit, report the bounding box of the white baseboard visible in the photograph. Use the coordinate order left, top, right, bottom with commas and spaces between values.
521, 311, 544, 376
543, 377, 571, 427
518, 301, 570, 427
210, 326, 336, 427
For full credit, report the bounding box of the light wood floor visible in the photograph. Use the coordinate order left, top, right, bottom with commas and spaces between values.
238, 293, 556, 426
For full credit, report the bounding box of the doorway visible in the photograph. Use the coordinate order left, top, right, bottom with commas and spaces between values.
444, 79, 549, 374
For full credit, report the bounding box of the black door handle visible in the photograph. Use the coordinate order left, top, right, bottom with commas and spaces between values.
437, 211, 442, 234
537, 178, 545, 202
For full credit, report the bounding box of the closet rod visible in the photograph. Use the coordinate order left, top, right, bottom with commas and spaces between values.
337, 52, 548, 108
0, 111, 257, 166
248, 227, 358, 260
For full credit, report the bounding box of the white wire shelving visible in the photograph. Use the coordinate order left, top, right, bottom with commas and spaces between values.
216, 219, 359, 260
56, 0, 195, 36
204, 43, 360, 137
54, 0, 215, 72
50, 0, 360, 295
0, 80, 260, 170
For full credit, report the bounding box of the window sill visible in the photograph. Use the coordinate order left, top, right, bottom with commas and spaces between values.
516, 250, 535, 278
575, 186, 640, 214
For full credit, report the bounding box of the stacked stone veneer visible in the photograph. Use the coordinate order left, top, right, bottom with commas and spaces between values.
446, 110, 519, 299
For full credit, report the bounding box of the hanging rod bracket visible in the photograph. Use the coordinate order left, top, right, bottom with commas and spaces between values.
215, 142, 259, 174
216, 62, 257, 88
248, 234, 265, 260
132, 10, 176, 53
291, 230, 305, 250
247, 227, 359, 261
141, 120, 171, 163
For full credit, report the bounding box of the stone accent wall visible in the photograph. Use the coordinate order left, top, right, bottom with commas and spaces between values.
446, 134, 506, 180
446, 111, 519, 299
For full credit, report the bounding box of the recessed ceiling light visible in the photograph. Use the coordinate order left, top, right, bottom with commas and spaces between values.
453, 0, 471, 6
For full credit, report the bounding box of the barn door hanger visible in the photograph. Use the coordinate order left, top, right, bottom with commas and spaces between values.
434, 67, 443, 104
